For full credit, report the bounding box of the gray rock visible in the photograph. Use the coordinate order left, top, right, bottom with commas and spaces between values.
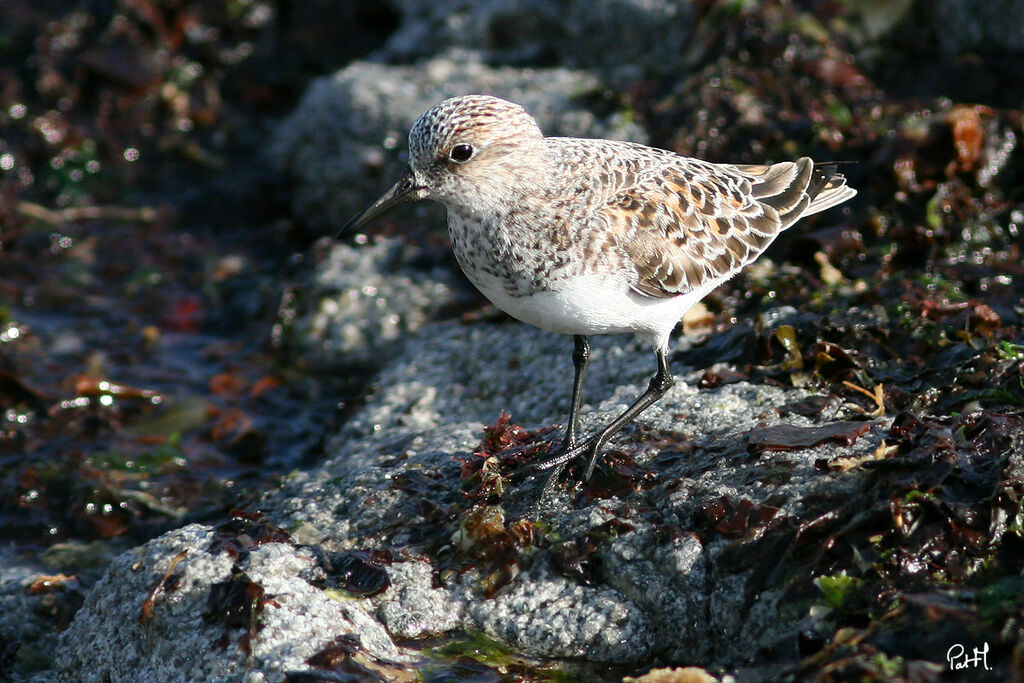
0, 540, 122, 682
269, 52, 647, 231
927, 0, 1024, 54
335, 322, 672, 444
375, 560, 462, 638
465, 556, 657, 662
55, 313, 887, 677
376, 0, 696, 81
55, 525, 410, 682
852, 0, 1024, 54
929, 0, 1024, 55
287, 237, 466, 371
0, 554, 77, 681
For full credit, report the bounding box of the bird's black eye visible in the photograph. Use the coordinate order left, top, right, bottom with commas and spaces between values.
449, 143, 474, 162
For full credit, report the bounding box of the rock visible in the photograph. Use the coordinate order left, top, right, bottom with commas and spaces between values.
285, 237, 469, 371
55, 525, 411, 682
851, 0, 1024, 104
0, 560, 82, 680
374, 559, 461, 639
923, 0, 1024, 55
375, 0, 696, 80
0, 542, 118, 681
55, 315, 888, 678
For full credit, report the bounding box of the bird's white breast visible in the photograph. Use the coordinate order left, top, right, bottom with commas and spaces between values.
468, 269, 707, 351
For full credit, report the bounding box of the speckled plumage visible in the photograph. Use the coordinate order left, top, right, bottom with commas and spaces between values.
340, 95, 856, 495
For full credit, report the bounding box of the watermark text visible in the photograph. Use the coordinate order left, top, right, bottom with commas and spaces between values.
947, 642, 991, 671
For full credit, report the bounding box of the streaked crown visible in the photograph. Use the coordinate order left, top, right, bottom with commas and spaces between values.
408, 95, 544, 168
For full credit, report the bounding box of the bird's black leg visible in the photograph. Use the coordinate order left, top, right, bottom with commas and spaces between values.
539, 348, 673, 497
580, 348, 673, 479
561, 335, 590, 451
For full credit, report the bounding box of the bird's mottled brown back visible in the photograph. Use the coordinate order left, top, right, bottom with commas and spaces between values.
556, 145, 850, 299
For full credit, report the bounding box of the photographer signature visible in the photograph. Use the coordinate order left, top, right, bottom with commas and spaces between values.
947, 642, 991, 671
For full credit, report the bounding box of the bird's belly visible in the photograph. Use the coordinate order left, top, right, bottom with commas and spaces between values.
469, 270, 703, 348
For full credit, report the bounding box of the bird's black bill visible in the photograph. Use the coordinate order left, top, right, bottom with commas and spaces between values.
337, 168, 421, 239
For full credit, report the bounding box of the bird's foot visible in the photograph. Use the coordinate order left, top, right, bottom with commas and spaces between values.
531, 434, 605, 498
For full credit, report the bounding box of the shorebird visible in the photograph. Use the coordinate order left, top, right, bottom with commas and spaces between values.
338, 95, 855, 495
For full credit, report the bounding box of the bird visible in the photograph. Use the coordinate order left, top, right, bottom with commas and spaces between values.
337, 94, 856, 496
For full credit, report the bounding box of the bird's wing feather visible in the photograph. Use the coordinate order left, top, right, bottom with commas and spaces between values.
607, 156, 814, 299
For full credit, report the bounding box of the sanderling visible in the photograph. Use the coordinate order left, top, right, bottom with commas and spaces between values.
339, 95, 856, 496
